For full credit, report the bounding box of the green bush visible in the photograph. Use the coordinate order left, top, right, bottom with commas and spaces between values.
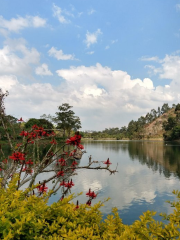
1, 175, 180, 239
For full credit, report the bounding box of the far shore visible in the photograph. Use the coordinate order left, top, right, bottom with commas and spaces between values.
82, 137, 164, 141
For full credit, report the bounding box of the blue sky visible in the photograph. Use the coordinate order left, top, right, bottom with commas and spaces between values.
0, 0, 180, 130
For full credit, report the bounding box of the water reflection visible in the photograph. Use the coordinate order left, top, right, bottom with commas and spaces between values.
70, 140, 180, 225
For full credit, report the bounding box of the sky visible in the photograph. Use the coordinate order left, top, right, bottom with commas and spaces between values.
0, 0, 180, 130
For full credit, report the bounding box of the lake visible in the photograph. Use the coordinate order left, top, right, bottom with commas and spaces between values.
48, 140, 180, 225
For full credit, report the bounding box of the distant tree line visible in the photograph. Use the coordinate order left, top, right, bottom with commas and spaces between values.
82, 103, 175, 140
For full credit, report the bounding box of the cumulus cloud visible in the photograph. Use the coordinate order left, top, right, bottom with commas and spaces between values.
2, 55, 180, 130
84, 29, 102, 48
0, 38, 40, 77
52, 4, 70, 23
0, 15, 46, 33
48, 47, 75, 60
35, 64, 53, 76
143, 54, 180, 81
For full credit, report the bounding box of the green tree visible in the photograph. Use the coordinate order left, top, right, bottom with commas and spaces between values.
25, 118, 54, 133
161, 103, 170, 114
163, 116, 177, 131
53, 103, 81, 137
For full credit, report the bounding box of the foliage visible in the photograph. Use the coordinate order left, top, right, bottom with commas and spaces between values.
42, 103, 81, 137
163, 108, 180, 140
1, 175, 180, 239
25, 118, 54, 133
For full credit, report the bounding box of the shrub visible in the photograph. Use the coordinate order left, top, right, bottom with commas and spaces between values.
0, 175, 180, 239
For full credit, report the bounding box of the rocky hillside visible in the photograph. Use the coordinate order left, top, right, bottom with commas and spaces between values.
144, 108, 175, 139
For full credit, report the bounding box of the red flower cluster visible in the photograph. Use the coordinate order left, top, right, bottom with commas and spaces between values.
66, 132, 84, 149
57, 170, 64, 177
103, 158, 112, 165
86, 189, 97, 199
18, 117, 23, 122
20, 130, 28, 137
26, 159, 33, 165
71, 160, 78, 167
19, 125, 56, 143
9, 152, 25, 163
37, 182, 48, 193
60, 179, 74, 188
58, 158, 66, 166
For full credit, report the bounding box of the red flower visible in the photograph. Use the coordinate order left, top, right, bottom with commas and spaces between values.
86, 200, 91, 206
69, 152, 74, 157
78, 144, 84, 149
9, 152, 25, 162
90, 191, 97, 199
66, 133, 81, 146
50, 139, 57, 145
58, 158, 66, 166
18, 117, 23, 122
103, 158, 112, 165
65, 179, 74, 188
26, 159, 33, 165
32, 125, 39, 129
60, 180, 67, 186
86, 188, 92, 197
20, 130, 28, 137
57, 170, 64, 177
37, 183, 48, 193
74, 200, 79, 209
71, 160, 78, 167
0, 168, 3, 171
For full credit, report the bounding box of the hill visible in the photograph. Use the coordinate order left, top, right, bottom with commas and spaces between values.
143, 108, 176, 139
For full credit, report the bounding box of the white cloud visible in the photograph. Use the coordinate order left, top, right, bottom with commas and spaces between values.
87, 51, 94, 55
48, 47, 75, 60
52, 4, 70, 23
0, 15, 46, 33
143, 54, 180, 81
105, 45, 110, 50
176, 4, 180, 11
159, 55, 180, 80
35, 64, 53, 76
2, 55, 180, 130
88, 9, 96, 15
141, 56, 160, 62
84, 29, 102, 48
0, 38, 40, 76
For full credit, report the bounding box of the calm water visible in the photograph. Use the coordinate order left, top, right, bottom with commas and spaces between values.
47, 140, 180, 225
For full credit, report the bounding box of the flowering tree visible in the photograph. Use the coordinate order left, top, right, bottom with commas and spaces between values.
0, 89, 117, 207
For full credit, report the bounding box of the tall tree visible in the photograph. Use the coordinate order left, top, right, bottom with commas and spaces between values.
53, 103, 81, 137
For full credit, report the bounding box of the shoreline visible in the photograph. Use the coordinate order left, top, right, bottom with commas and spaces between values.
82, 137, 164, 141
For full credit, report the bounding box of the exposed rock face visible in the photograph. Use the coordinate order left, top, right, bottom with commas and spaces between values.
144, 109, 175, 138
